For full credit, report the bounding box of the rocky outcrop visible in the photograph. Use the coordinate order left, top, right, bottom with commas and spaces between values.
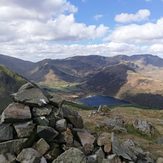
133, 119, 156, 136
0, 83, 157, 162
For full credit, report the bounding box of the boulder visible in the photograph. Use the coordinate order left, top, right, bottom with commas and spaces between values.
0, 153, 16, 163
0, 138, 28, 154
52, 147, 86, 163
32, 107, 52, 117
16, 148, 47, 163
77, 130, 95, 154
61, 107, 84, 128
0, 124, 13, 142
14, 121, 35, 138
34, 138, 50, 155
133, 119, 156, 136
55, 119, 67, 132
37, 126, 58, 142
12, 82, 49, 107
1, 103, 31, 123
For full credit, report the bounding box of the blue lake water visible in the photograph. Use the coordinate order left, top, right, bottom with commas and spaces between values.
79, 95, 129, 107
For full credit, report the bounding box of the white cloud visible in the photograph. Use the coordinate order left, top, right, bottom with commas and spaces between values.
115, 9, 151, 23
106, 18, 163, 43
94, 14, 103, 21
0, 0, 163, 61
0, 0, 108, 43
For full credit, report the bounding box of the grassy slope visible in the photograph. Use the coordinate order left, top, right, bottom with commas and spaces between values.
64, 101, 163, 158
0, 65, 26, 112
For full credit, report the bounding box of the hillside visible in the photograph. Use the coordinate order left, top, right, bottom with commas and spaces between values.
1, 54, 163, 108
0, 65, 26, 112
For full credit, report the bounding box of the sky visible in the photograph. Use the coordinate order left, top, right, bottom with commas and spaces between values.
0, 0, 163, 61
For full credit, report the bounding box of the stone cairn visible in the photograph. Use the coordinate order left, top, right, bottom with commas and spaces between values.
0, 83, 156, 163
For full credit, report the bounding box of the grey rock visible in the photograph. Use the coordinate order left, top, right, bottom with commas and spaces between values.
32, 107, 52, 117
77, 130, 95, 154
34, 116, 49, 126
103, 116, 125, 129
157, 157, 163, 163
0, 124, 13, 142
0, 153, 16, 163
37, 126, 58, 142
133, 119, 156, 136
55, 119, 67, 132
12, 82, 49, 107
111, 133, 153, 162
61, 107, 84, 128
14, 121, 35, 138
34, 138, 50, 155
1, 103, 31, 123
16, 148, 47, 163
0, 138, 28, 154
52, 147, 86, 163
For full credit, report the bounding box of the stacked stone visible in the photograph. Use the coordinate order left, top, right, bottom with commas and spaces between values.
0, 82, 156, 163
0, 82, 90, 163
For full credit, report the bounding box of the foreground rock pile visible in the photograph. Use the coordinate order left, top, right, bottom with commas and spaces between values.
0, 83, 158, 162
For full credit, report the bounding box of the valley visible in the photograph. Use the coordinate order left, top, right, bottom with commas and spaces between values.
1, 54, 163, 109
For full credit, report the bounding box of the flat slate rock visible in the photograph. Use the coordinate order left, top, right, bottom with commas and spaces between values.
0, 138, 28, 154
12, 82, 49, 107
1, 103, 31, 123
17, 148, 47, 163
14, 121, 35, 138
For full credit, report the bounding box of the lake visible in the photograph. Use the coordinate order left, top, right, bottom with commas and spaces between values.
79, 95, 129, 107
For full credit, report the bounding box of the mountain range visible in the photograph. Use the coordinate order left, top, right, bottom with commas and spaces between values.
1, 53, 163, 108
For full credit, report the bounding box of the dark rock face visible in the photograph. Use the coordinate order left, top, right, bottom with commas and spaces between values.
37, 126, 58, 142
0, 124, 13, 142
12, 82, 49, 107
1, 103, 31, 123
